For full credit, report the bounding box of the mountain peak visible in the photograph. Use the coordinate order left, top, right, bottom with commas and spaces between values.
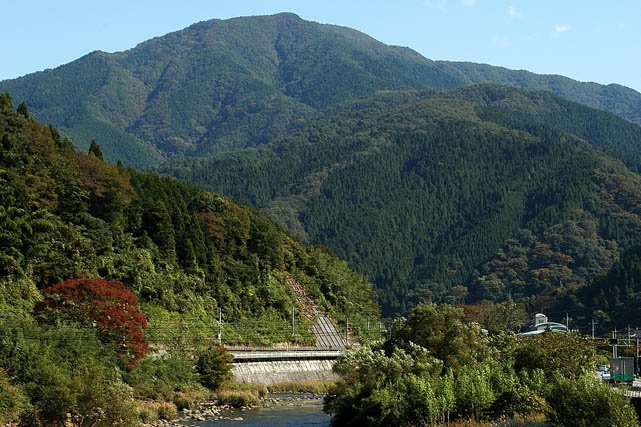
2, 13, 641, 167
271, 11, 303, 20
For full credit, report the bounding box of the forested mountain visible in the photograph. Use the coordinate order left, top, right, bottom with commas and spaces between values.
580, 245, 641, 330
160, 85, 641, 319
4, 13, 641, 323
0, 13, 453, 166
438, 61, 641, 125
0, 93, 382, 425
2, 13, 641, 167
0, 92, 378, 335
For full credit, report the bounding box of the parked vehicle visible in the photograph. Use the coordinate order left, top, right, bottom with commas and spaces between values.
596, 364, 611, 381
610, 357, 634, 383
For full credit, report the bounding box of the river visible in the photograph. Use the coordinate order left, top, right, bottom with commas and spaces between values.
182, 397, 330, 427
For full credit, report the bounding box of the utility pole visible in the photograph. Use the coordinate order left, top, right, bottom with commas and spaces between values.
345, 316, 349, 347
217, 307, 222, 344
628, 325, 631, 347
634, 330, 641, 375
591, 318, 597, 362
292, 306, 295, 338
566, 313, 569, 331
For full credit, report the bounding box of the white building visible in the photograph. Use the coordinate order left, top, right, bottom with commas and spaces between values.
517, 313, 568, 336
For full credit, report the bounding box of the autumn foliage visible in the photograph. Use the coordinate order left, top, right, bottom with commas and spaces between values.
36, 278, 148, 366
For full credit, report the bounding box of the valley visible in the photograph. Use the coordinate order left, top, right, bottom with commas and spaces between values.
3, 10, 641, 427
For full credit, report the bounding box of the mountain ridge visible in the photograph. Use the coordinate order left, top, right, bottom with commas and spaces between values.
2, 13, 641, 166
4, 13, 641, 320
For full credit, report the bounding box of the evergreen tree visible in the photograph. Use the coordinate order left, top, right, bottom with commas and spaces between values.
88, 139, 103, 159
16, 101, 28, 118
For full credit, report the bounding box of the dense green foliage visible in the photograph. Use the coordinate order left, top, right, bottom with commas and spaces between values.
161, 85, 641, 318
580, 245, 641, 332
124, 353, 199, 402
0, 369, 30, 424
2, 14, 641, 167
439, 60, 641, 125
0, 318, 140, 425
0, 90, 377, 326
325, 303, 639, 427
4, 13, 641, 320
196, 347, 234, 390
0, 93, 378, 424
386, 304, 492, 372
546, 373, 639, 427
0, 13, 446, 165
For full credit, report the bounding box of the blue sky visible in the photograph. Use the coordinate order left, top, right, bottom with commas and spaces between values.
2, 0, 640, 92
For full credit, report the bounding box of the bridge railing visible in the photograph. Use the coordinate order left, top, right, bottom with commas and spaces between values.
230, 349, 343, 362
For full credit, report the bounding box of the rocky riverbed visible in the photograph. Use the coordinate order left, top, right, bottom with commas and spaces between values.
144, 393, 327, 426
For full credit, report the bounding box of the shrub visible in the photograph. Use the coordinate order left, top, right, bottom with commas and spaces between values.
215, 390, 259, 407
156, 401, 178, 420
324, 345, 444, 427
269, 380, 334, 394
490, 388, 548, 419
513, 332, 594, 379
455, 364, 495, 421
0, 321, 139, 426
0, 368, 29, 424
546, 373, 640, 427
224, 381, 268, 398
486, 364, 547, 418
197, 346, 233, 390
373, 374, 440, 427
137, 400, 178, 422
172, 386, 210, 410
137, 405, 156, 423
126, 353, 198, 400
75, 376, 140, 427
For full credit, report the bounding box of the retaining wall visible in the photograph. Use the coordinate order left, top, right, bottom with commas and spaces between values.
232, 359, 337, 385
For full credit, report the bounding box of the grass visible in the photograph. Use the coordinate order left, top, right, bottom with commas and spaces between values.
268, 380, 335, 394
447, 414, 548, 426
214, 381, 268, 407
221, 381, 269, 397
215, 390, 260, 407
172, 386, 211, 410
136, 400, 178, 423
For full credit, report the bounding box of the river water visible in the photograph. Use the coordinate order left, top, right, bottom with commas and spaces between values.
184, 398, 330, 427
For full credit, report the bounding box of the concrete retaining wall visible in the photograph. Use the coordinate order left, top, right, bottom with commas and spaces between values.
232, 359, 337, 385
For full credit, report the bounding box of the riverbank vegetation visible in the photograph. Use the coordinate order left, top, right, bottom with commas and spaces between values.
268, 380, 335, 394
0, 94, 378, 425
325, 303, 640, 427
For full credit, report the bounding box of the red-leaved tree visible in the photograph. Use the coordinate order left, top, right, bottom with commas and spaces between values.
36, 278, 148, 367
